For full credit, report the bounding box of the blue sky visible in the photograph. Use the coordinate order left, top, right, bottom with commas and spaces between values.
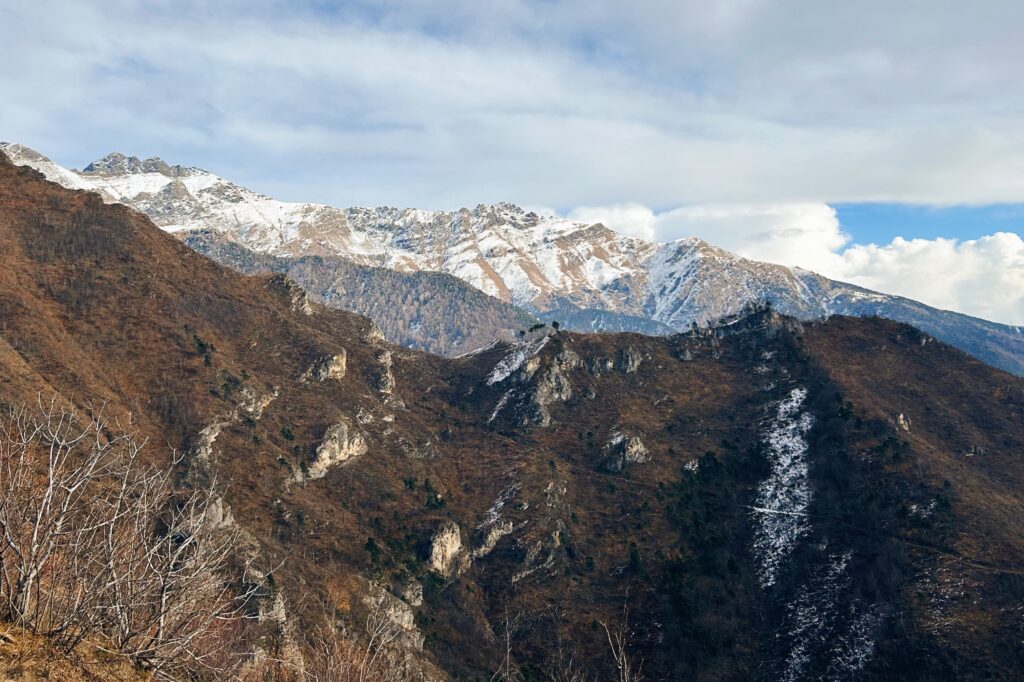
834, 203, 1024, 245
0, 0, 1021, 323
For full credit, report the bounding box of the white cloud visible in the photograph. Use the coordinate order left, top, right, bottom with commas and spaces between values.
830, 233, 1024, 325
653, 203, 849, 266
568, 202, 1024, 325
567, 203, 659, 240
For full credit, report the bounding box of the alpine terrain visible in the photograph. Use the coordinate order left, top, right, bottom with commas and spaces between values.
2, 142, 1021, 375
1, 147, 1023, 680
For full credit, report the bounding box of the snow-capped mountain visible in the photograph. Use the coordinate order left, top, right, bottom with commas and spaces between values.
3, 142, 1022, 374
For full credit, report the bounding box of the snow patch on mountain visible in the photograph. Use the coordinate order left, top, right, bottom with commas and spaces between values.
751, 387, 814, 588
486, 336, 548, 385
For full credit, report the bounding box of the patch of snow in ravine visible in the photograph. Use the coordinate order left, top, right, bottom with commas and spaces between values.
478, 482, 521, 529
826, 604, 883, 678
774, 551, 881, 681
487, 389, 513, 424
751, 387, 814, 588
486, 336, 548, 385
777, 553, 851, 682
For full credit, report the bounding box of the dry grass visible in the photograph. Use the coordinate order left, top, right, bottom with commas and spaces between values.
0, 624, 149, 681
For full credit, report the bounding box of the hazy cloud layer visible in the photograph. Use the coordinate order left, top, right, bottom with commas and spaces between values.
5, 1, 1024, 208
1, 1, 1021, 323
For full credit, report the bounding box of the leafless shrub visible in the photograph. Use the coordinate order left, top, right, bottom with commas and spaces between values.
95, 455, 259, 678
303, 592, 419, 682
0, 397, 121, 648
0, 397, 259, 679
490, 608, 522, 682
599, 596, 644, 682
545, 644, 590, 682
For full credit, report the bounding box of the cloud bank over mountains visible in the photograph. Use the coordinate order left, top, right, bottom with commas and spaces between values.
566, 202, 1024, 325
5, 1, 1024, 209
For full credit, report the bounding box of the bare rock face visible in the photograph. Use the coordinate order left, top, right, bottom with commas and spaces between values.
363, 588, 424, 650
302, 420, 367, 481
429, 520, 463, 577
236, 384, 279, 419
304, 351, 347, 382
897, 413, 912, 432
204, 495, 236, 530
265, 274, 313, 315
363, 323, 387, 345
587, 356, 614, 375
518, 348, 582, 426
376, 350, 396, 394
402, 580, 424, 608
193, 420, 228, 465
519, 355, 543, 382
602, 429, 650, 473
472, 519, 514, 559
617, 346, 643, 373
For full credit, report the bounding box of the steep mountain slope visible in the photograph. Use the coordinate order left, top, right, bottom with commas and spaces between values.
1, 150, 1023, 680
3, 142, 1020, 376
182, 229, 538, 355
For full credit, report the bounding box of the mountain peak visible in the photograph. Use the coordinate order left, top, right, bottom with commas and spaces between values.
0, 142, 51, 164
81, 152, 205, 178
83, 152, 173, 176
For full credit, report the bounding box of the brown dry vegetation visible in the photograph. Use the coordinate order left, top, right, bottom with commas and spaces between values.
181, 230, 538, 357
0, 154, 1022, 679
0, 624, 149, 681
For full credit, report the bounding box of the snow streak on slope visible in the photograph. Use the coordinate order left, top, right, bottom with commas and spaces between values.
751, 387, 814, 588
486, 336, 548, 385
771, 551, 883, 681
748, 373, 881, 679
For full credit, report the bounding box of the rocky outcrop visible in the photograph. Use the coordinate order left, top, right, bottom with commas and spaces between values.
587, 356, 614, 375
429, 520, 464, 577
193, 420, 229, 465
363, 323, 386, 345
515, 347, 582, 426
249, 591, 306, 677
602, 429, 650, 473
204, 495, 236, 530
363, 588, 424, 650
265, 274, 313, 315
301, 421, 367, 481
897, 413, 912, 432
617, 347, 642, 373
472, 519, 514, 559
376, 350, 395, 394
511, 524, 564, 584
402, 580, 424, 608
236, 385, 278, 419
303, 351, 347, 382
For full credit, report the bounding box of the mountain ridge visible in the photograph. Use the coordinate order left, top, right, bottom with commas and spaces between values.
3, 141, 1022, 376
